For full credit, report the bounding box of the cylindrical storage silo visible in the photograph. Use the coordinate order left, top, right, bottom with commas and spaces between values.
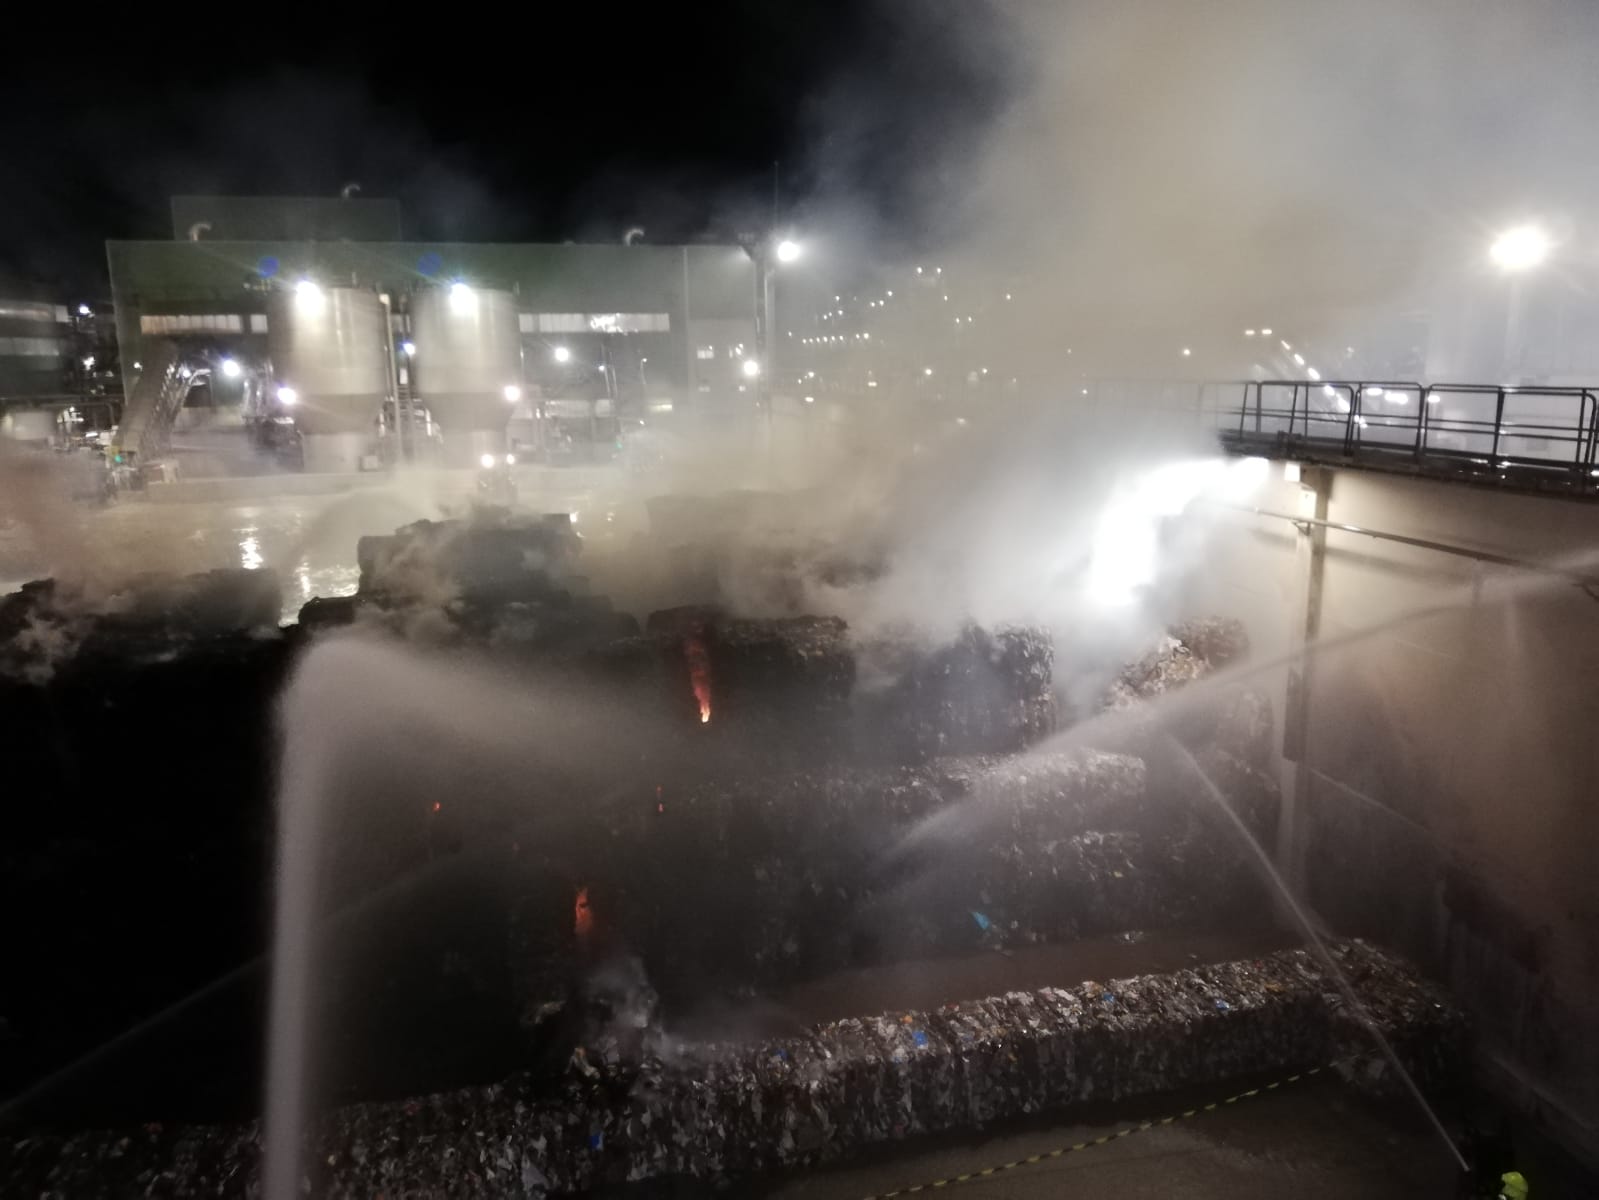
268, 285, 388, 472
410, 284, 521, 467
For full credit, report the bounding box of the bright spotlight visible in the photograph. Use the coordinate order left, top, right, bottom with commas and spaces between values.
1181, 347, 1192, 357
503, 384, 522, 403
401, 340, 416, 357
741, 358, 761, 378
775, 238, 802, 264
293, 279, 325, 316
480, 453, 496, 469
448, 281, 476, 313
1489, 224, 1551, 271
505, 453, 516, 465
552, 345, 572, 364
1222, 455, 1271, 499
276, 386, 299, 406
220, 358, 242, 379
77, 303, 92, 317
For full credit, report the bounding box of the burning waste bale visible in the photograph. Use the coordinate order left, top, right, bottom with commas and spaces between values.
306, 513, 639, 653
502, 745, 1278, 1027
856, 623, 1057, 761
0, 941, 1463, 1197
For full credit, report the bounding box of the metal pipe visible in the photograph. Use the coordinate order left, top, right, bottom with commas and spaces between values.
1221, 503, 1599, 587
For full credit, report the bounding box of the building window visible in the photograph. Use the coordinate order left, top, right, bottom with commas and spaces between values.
0, 336, 62, 357
139, 313, 245, 335
525, 312, 671, 334
250, 313, 269, 334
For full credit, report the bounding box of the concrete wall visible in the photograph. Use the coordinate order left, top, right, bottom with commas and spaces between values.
1181, 467, 1599, 1149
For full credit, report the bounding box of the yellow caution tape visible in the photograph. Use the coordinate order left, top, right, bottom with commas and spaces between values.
861, 1065, 1325, 1199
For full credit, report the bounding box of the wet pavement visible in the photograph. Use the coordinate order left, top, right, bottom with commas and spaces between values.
757, 1076, 1458, 1199
0, 465, 648, 621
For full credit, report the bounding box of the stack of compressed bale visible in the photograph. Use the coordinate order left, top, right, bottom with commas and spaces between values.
0, 941, 1461, 1197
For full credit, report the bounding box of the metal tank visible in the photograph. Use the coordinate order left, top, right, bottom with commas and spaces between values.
410, 284, 522, 466
268, 284, 388, 472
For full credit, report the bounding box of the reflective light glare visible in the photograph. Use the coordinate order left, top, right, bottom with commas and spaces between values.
1335, 395, 1351, 413
775, 238, 802, 263
552, 345, 572, 363
1261, 328, 1273, 336
804, 395, 815, 403
77, 303, 91, 316
1181, 347, 1192, 356
1244, 329, 1256, 336
276, 386, 298, 406
401, 340, 416, 357
505, 453, 516, 465
1280, 339, 1291, 351
1365, 385, 1383, 397
480, 453, 496, 469
1088, 458, 1231, 608
82, 356, 95, 369
741, 358, 760, 378
239, 536, 264, 572
1307, 366, 1322, 381
294, 279, 325, 316
1293, 353, 1306, 366
503, 384, 522, 403
1283, 461, 1302, 483
448, 281, 476, 313
1489, 225, 1550, 271
221, 358, 241, 378
924, 367, 934, 376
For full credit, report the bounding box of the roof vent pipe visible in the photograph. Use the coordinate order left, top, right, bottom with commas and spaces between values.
623, 227, 645, 245
187, 222, 212, 241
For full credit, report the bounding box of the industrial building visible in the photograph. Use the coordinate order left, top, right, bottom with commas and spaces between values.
105, 196, 760, 470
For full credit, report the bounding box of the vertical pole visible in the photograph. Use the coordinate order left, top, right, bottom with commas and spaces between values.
1503, 275, 1525, 383
755, 249, 773, 449
378, 289, 403, 466
1278, 466, 1330, 898
680, 247, 694, 416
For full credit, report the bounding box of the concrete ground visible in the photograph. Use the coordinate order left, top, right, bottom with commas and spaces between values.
759, 1077, 1460, 1199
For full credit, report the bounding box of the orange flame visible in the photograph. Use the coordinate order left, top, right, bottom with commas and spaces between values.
685, 632, 712, 724
574, 886, 593, 939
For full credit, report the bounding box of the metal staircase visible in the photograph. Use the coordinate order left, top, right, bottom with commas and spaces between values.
114, 339, 204, 465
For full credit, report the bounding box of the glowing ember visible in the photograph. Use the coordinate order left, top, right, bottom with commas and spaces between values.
685, 632, 712, 724
574, 886, 594, 939
431, 801, 441, 813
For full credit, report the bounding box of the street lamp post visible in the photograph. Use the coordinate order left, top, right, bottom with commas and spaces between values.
1489, 224, 1551, 383
741, 234, 801, 443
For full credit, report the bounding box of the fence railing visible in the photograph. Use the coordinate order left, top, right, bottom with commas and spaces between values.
1209, 379, 1599, 490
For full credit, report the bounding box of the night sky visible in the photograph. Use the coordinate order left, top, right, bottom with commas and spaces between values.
2, 3, 1014, 294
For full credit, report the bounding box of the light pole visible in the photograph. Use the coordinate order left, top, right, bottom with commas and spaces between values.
741, 234, 802, 439
1489, 224, 1550, 382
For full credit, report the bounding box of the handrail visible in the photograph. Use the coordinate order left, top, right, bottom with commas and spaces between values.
1211, 378, 1599, 492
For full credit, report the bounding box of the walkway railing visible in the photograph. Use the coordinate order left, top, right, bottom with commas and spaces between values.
1213, 379, 1599, 492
